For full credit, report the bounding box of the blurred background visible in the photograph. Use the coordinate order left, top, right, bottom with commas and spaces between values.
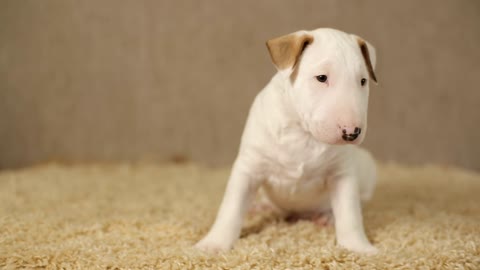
0, 0, 479, 170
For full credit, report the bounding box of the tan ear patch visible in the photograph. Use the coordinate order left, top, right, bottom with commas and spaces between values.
357, 39, 377, 83
266, 33, 313, 70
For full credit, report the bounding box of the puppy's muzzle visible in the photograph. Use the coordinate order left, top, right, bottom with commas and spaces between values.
342, 127, 361, 141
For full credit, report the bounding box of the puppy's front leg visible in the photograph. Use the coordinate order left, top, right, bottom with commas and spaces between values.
330, 175, 377, 254
195, 159, 260, 253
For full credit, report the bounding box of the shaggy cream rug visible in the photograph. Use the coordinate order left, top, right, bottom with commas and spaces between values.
0, 162, 479, 269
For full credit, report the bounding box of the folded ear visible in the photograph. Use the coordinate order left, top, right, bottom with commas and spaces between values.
355, 36, 377, 83
266, 32, 313, 74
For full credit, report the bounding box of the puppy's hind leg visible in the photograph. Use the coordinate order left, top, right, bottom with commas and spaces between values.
247, 187, 284, 217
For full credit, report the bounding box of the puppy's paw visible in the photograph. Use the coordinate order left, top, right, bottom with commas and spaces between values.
195, 238, 232, 254
312, 210, 334, 227
341, 242, 378, 255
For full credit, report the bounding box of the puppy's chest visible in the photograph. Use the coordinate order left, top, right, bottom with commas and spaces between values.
265, 135, 341, 187
262, 141, 341, 212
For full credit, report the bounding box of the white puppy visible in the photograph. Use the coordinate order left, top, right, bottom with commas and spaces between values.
196, 28, 378, 254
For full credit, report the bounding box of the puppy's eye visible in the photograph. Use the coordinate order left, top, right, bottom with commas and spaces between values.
361, 78, 367, 86
316, 75, 328, 83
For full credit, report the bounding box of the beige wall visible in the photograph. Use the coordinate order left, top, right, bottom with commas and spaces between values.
1, 0, 479, 170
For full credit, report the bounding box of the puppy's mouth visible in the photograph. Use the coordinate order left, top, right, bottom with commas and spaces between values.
335, 138, 362, 145
310, 133, 352, 146
342, 133, 359, 142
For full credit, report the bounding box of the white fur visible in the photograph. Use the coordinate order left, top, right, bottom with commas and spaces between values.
195, 28, 378, 254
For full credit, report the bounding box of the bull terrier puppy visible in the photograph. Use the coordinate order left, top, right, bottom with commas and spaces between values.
196, 28, 378, 254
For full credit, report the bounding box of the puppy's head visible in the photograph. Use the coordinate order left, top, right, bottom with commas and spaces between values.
266, 28, 377, 145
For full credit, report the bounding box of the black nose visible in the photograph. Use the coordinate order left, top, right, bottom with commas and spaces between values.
342, 127, 362, 141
